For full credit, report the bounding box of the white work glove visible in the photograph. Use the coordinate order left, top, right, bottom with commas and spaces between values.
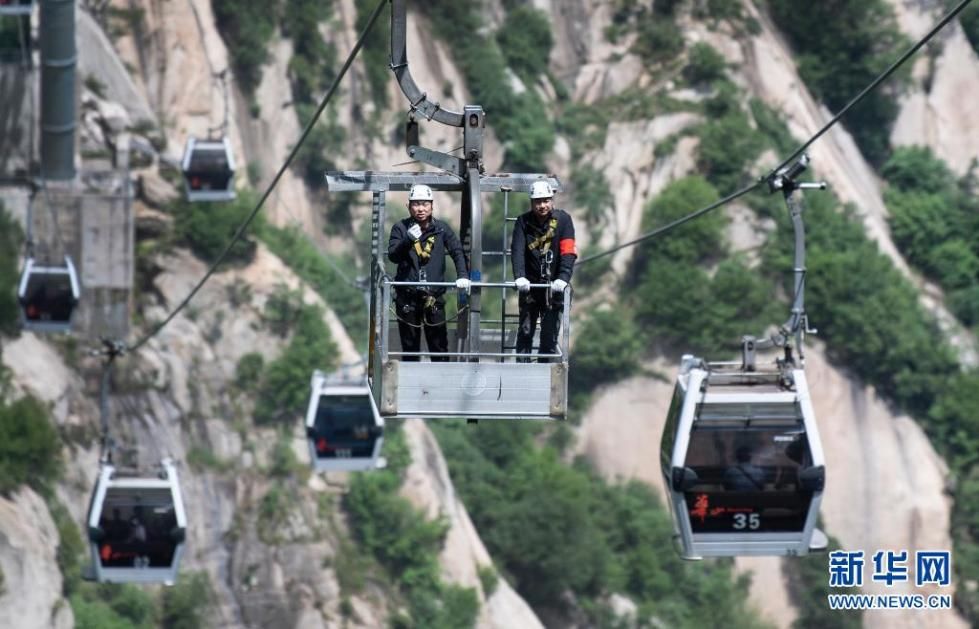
551, 279, 568, 294
455, 278, 471, 292
514, 277, 531, 293
407, 224, 423, 240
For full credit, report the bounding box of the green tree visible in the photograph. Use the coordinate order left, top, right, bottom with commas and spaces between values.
697, 111, 766, 191
72, 584, 158, 629
497, 6, 554, 82
259, 224, 368, 348
212, 0, 278, 95
570, 309, 642, 394
0, 204, 23, 335
927, 372, 979, 467
172, 191, 261, 265
767, 0, 909, 164
0, 395, 61, 494
420, 2, 554, 170
433, 423, 767, 628
235, 352, 265, 389
882, 146, 957, 196
684, 42, 727, 85
478, 448, 610, 606
282, 0, 337, 105
633, 12, 685, 65
927, 239, 979, 291
948, 286, 979, 326
254, 306, 337, 424
639, 176, 725, 267
162, 571, 214, 629
886, 191, 951, 268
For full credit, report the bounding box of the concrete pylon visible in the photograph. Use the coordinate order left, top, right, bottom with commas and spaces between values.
39, 0, 76, 181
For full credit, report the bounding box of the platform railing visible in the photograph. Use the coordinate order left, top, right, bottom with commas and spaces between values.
380, 279, 571, 364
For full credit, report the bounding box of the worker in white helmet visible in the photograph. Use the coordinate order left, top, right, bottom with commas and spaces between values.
511, 181, 576, 362
387, 184, 470, 361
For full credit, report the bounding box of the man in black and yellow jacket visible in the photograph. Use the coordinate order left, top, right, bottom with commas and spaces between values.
387, 184, 470, 361
511, 181, 576, 362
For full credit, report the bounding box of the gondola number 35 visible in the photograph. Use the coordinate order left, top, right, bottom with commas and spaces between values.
733, 513, 760, 530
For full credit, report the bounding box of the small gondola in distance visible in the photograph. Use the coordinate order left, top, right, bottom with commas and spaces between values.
18, 256, 80, 333
86, 458, 187, 584
305, 369, 386, 472
180, 136, 236, 202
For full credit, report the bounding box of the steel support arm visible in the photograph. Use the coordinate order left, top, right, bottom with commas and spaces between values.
390, 0, 464, 127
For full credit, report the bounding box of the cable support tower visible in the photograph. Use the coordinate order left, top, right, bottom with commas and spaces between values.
14, 9, 65, 262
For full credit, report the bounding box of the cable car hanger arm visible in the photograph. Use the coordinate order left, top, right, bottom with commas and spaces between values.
390, 0, 464, 128
741, 155, 826, 370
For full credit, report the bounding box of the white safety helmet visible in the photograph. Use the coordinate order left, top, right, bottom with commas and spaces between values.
408, 184, 434, 201
530, 181, 554, 199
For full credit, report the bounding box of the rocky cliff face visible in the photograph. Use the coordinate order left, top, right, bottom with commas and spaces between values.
1, 0, 976, 627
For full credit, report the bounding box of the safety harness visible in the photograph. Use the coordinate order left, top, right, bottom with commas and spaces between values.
526, 217, 558, 308
413, 235, 437, 262
411, 233, 439, 311
526, 218, 558, 254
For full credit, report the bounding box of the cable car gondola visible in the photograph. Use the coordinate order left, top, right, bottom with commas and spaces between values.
305, 369, 386, 472
18, 255, 80, 332
660, 355, 827, 559
180, 136, 236, 202
86, 458, 187, 584
0, 0, 32, 16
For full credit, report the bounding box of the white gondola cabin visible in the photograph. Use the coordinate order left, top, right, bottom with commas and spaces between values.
305, 369, 386, 472
86, 458, 187, 584
181, 136, 236, 202
0, 0, 32, 16
18, 256, 79, 332
661, 355, 827, 559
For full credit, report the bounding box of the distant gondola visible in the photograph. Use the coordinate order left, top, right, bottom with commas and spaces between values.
86, 459, 187, 584
180, 136, 236, 202
660, 355, 827, 559
18, 256, 79, 333
305, 369, 386, 472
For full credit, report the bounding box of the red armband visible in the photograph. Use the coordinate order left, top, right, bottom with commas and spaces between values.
559, 238, 577, 256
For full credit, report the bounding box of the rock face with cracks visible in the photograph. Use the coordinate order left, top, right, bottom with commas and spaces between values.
0, 489, 73, 629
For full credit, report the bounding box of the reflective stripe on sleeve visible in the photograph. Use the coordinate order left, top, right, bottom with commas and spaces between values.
559, 238, 577, 256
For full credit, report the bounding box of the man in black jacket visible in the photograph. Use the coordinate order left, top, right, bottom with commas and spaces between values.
511, 181, 576, 362
387, 184, 470, 361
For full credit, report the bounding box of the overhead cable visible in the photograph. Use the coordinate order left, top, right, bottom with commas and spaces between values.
766, 0, 975, 178
576, 182, 762, 265
576, 0, 973, 266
